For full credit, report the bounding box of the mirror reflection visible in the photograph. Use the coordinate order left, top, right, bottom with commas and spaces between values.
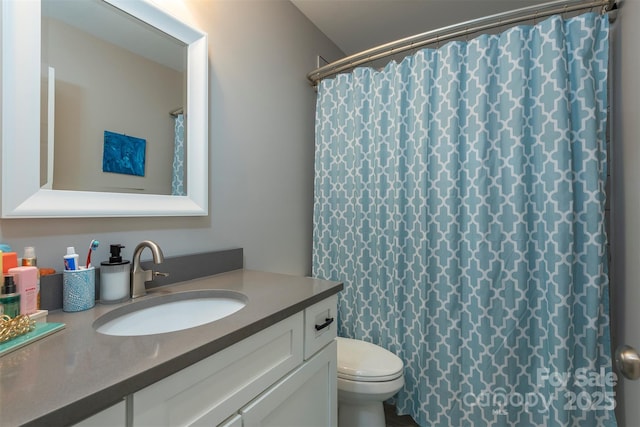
41, 0, 187, 196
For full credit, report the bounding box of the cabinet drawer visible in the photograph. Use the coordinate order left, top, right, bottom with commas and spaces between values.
133, 312, 303, 427
304, 294, 337, 359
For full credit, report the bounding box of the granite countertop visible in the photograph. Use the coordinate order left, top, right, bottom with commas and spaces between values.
0, 269, 342, 426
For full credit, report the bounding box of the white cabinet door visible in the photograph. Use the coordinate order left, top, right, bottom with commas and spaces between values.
241, 340, 337, 427
133, 313, 303, 427
73, 400, 126, 427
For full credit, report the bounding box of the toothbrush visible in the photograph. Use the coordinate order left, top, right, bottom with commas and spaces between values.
86, 239, 99, 268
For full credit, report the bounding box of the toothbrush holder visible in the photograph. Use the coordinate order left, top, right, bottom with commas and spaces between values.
63, 267, 96, 312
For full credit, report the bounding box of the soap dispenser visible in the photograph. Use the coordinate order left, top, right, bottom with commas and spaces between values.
100, 244, 130, 303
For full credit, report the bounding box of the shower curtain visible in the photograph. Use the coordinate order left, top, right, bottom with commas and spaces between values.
172, 113, 186, 196
312, 13, 616, 427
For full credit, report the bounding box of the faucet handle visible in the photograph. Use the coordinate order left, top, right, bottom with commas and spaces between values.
154, 271, 169, 278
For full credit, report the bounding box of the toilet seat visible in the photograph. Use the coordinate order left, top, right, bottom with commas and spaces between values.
336, 337, 403, 382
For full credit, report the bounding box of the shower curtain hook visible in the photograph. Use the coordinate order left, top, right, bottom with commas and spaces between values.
603, 1, 617, 16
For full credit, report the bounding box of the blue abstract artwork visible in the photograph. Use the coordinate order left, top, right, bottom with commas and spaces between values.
102, 131, 146, 177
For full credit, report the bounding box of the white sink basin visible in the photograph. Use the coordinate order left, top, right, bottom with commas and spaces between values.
93, 290, 247, 336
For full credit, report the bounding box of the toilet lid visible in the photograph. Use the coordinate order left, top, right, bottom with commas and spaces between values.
336, 337, 403, 382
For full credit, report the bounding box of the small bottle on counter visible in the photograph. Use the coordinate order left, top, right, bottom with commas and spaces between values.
21, 246, 40, 309
100, 244, 130, 303
0, 275, 20, 318
64, 247, 79, 271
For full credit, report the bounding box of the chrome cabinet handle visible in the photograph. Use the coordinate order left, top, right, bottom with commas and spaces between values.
615, 345, 640, 380
315, 317, 334, 331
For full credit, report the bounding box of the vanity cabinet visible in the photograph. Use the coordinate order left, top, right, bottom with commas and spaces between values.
132, 295, 338, 427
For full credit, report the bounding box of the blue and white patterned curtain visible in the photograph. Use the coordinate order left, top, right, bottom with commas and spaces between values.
172, 113, 185, 196
313, 13, 616, 427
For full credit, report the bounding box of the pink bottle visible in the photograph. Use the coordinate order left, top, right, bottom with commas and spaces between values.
8, 266, 38, 315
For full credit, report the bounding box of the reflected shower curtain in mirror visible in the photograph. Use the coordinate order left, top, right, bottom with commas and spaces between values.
172, 113, 185, 196
312, 13, 615, 427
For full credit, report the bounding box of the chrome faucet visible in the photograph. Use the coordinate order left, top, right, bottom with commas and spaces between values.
131, 240, 168, 299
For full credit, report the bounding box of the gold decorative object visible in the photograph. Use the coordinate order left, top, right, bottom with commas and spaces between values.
0, 314, 36, 343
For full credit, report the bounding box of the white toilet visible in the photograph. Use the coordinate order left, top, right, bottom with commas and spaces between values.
336, 337, 405, 427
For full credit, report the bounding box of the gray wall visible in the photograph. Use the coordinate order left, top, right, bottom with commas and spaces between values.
0, 0, 343, 276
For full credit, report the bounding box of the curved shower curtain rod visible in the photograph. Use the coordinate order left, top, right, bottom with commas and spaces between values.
307, 0, 616, 85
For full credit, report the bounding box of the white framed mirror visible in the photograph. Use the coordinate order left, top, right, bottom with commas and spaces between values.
1, 0, 208, 217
